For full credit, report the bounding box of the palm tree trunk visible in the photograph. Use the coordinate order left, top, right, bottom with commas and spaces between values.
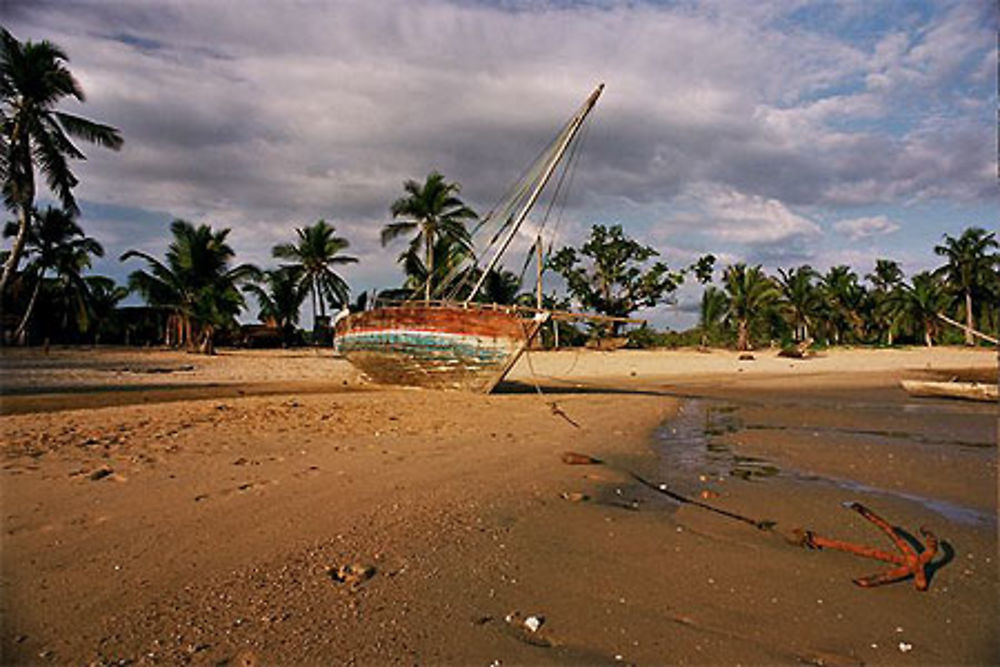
310, 283, 319, 340
199, 324, 215, 355
1, 204, 33, 297
924, 323, 933, 347
0, 122, 34, 297
964, 290, 974, 346
425, 232, 433, 303
737, 319, 749, 351
14, 271, 43, 345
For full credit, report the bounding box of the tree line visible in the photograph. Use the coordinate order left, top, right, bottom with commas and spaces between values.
3, 28, 997, 352
692, 230, 998, 351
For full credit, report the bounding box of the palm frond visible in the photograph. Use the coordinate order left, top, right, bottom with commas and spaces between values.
52, 111, 123, 150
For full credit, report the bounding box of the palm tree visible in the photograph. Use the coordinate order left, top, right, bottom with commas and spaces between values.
83, 275, 128, 344
866, 259, 905, 345
382, 171, 476, 302
477, 268, 521, 305
400, 235, 474, 300
886, 272, 948, 347
698, 285, 728, 347
933, 227, 999, 345
3, 206, 103, 343
272, 220, 357, 333
776, 265, 819, 343
820, 265, 867, 344
242, 267, 306, 346
0, 29, 123, 296
121, 219, 259, 353
722, 263, 782, 351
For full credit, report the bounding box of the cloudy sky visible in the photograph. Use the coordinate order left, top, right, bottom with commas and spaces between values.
6, 0, 996, 327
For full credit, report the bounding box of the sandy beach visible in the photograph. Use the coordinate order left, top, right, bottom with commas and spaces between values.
1, 345, 997, 664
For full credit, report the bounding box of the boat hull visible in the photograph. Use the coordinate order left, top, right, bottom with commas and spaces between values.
334, 305, 545, 392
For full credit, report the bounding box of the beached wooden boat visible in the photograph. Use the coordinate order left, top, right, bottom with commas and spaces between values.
900, 379, 998, 402
334, 302, 548, 392
336, 84, 615, 392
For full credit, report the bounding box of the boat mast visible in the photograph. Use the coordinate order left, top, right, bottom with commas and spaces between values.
466, 83, 604, 304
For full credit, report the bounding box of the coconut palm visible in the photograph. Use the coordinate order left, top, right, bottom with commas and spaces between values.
866, 259, 905, 345
776, 265, 819, 343
121, 219, 259, 353
0, 29, 123, 296
3, 206, 103, 343
886, 272, 948, 347
477, 268, 521, 305
272, 220, 357, 332
933, 227, 999, 345
242, 267, 306, 346
698, 285, 728, 348
83, 275, 128, 344
382, 171, 476, 302
398, 234, 473, 300
820, 265, 867, 344
722, 263, 782, 351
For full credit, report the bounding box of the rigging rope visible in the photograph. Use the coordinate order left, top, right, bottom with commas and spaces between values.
437, 111, 583, 302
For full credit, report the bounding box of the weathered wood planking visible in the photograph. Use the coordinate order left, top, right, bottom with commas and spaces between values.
335, 305, 544, 392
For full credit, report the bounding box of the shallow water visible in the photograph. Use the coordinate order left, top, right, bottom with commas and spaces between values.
651, 397, 995, 526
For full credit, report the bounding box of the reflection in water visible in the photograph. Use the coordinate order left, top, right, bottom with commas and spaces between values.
652, 399, 992, 526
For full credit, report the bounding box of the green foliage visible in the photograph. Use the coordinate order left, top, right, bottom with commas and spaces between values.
272, 219, 356, 331
865, 259, 905, 345
3, 206, 103, 342
242, 267, 306, 346
698, 285, 728, 347
819, 265, 867, 344
475, 267, 521, 305
776, 265, 820, 343
121, 219, 259, 352
722, 263, 782, 351
933, 227, 999, 345
382, 171, 476, 301
688, 254, 716, 284
399, 235, 472, 299
82, 275, 128, 343
0, 28, 123, 296
885, 271, 949, 347
549, 224, 682, 334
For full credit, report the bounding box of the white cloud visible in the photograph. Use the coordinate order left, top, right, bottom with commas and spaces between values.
683, 183, 822, 245
833, 215, 900, 241
4, 0, 994, 297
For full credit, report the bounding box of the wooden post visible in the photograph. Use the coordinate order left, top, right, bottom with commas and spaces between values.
535, 234, 543, 310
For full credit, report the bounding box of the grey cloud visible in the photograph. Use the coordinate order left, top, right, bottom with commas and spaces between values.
5, 0, 994, 297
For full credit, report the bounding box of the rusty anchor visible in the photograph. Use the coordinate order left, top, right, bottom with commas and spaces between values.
793, 502, 939, 591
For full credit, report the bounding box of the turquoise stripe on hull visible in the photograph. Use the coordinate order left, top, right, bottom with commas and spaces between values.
337, 330, 514, 364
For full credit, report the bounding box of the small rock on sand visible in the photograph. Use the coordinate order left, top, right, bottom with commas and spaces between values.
89, 467, 114, 481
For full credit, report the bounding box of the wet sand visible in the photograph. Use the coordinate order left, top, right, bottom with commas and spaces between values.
1, 346, 997, 664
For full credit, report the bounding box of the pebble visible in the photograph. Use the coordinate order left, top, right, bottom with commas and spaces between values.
89, 467, 114, 481
524, 615, 544, 633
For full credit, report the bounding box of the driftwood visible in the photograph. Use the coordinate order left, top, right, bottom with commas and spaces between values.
900, 380, 998, 403
777, 337, 814, 359
585, 336, 629, 351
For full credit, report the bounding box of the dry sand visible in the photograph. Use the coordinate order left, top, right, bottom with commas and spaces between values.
1, 345, 997, 664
